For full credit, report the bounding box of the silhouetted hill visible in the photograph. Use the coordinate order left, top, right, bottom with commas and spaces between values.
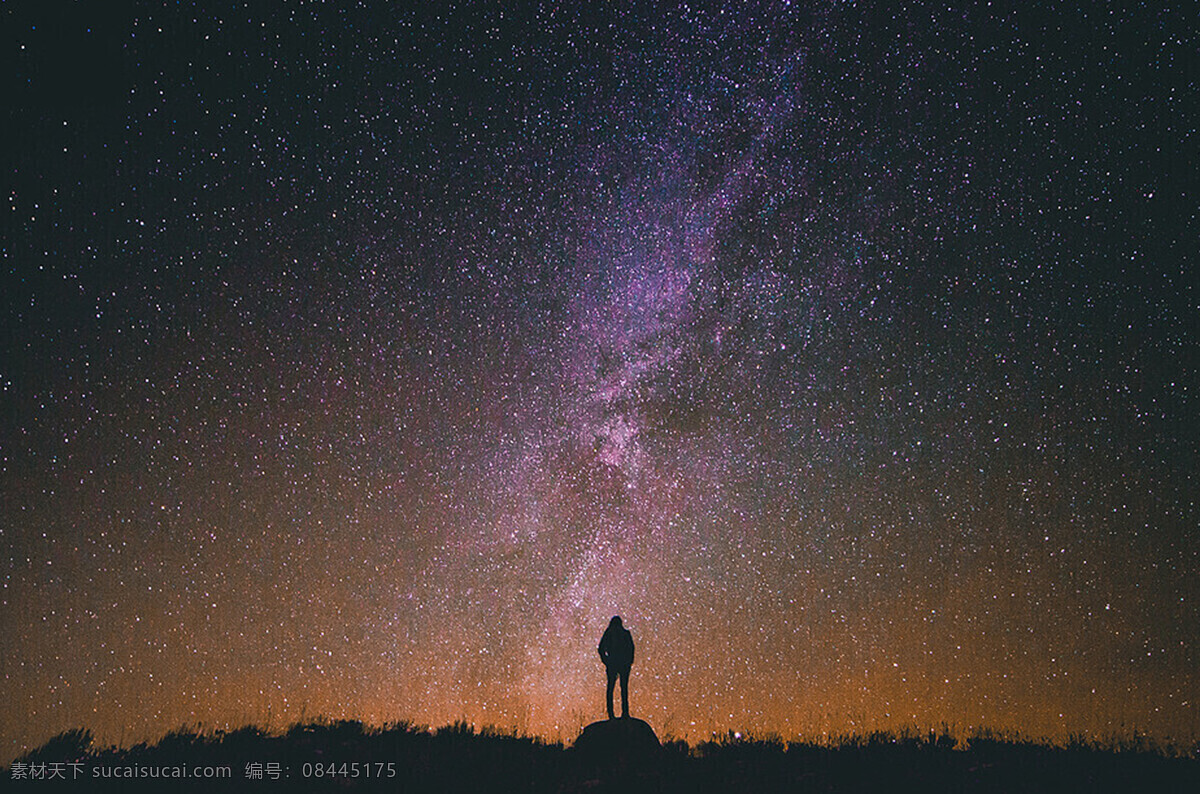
5, 721, 1198, 793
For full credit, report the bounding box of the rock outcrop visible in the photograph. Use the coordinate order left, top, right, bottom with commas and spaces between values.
572, 717, 661, 766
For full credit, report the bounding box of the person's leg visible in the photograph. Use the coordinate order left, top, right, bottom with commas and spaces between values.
619, 668, 630, 718
606, 667, 617, 720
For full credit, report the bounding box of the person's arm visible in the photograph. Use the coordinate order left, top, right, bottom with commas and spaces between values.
629, 634, 635, 665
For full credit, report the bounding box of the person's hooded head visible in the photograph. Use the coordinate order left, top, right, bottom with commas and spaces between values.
609, 615, 623, 629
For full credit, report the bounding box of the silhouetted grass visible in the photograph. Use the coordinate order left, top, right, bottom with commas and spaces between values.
6, 721, 1197, 793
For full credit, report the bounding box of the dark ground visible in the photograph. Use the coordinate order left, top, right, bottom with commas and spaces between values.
5, 720, 1198, 793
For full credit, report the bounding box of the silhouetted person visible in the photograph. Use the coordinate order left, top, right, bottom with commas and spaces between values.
598, 615, 634, 719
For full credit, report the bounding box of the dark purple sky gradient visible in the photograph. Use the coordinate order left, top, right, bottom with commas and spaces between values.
2, 1, 1196, 760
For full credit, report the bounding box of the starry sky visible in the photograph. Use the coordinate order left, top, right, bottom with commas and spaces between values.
3, 1, 1197, 761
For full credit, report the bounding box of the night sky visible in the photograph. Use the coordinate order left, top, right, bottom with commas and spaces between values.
3, 1, 1196, 761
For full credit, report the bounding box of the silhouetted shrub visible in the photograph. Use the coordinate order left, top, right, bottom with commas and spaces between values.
7, 721, 1198, 793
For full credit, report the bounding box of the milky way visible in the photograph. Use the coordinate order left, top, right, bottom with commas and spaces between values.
3, 2, 1196, 759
